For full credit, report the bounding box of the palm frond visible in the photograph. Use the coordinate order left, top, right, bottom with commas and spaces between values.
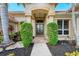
17, 3, 25, 7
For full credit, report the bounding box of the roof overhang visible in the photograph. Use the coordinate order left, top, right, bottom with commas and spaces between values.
50, 3, 58, 7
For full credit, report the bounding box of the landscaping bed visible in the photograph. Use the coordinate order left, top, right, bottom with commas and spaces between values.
47, 41, 76, 56
0, 43, 34, 56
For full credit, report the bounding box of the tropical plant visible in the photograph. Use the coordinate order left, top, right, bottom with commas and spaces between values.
7, 52, 16, 56
20, 22, 33, 47
11, 31, 21, 42
0, 3, 25, 44
47, 22, 58, 46
0, 3, 10, 44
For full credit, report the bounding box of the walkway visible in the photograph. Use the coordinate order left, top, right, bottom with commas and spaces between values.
32, 35, 48, 43
31, 35, 52, 56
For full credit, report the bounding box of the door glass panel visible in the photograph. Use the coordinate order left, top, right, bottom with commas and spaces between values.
36, 23, 44, 35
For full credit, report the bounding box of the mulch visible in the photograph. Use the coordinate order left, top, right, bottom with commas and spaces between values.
47, 42, 76, 56
0, 43, 34, 56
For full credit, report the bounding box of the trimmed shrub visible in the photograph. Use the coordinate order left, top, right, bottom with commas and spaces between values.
20, 22, 33, 47
47, 22, 58, 46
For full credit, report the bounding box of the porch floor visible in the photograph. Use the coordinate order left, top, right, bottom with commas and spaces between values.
32, 35, 48, 43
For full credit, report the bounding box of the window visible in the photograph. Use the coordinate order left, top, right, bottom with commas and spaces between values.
57, 20, 69, 35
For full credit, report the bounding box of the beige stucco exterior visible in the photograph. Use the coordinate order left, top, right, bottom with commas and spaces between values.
0, 3, 79, 42
24, 3, 56, 39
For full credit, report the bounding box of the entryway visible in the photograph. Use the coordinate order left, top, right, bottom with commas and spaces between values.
32, 9, 48, 43
33, 20, 47, 43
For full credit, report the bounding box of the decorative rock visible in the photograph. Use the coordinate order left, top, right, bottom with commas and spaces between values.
15, 41, 24, 48
0, 48, 3, 52
6, 44, 16, 50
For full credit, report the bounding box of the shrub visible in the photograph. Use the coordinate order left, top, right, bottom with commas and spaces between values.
20, 22, 33, 47
65, 50, 79, 56
47, 22, 58, 46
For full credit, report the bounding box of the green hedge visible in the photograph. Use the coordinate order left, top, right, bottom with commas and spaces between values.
20, 22, 33, 47
47, 22, 58, 46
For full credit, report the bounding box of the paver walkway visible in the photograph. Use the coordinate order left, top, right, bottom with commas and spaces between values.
31, 36, 52, 56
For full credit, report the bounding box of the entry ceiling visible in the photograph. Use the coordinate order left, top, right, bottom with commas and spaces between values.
32, 9, 48, 20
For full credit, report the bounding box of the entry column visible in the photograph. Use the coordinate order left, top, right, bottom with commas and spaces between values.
44, 15, 54, 40
25, 15, 32, 23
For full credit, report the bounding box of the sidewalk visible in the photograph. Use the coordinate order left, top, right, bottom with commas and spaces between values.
31, 43, 52, 56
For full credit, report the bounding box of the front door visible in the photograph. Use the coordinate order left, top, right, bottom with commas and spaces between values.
36, 22, 44, 35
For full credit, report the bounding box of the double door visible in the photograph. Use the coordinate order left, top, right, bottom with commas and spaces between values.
36, 23, 44, 35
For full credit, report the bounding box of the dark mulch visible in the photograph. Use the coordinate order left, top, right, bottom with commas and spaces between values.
47, 41, 76, 56
0, 43, 34, 56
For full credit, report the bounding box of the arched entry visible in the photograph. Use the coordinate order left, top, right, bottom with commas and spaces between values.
32, 9, 48, 36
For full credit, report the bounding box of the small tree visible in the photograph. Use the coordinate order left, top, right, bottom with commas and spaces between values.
47, 22, 58, 46
20, 22, 33, 47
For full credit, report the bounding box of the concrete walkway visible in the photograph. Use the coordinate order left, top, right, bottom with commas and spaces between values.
31, 36, 52, 56
33, 35, 48, 43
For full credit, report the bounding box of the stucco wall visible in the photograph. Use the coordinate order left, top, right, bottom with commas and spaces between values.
32, 19, 36, 37
69, 19, 75, 40
44, 16, 54, 39
24, 4, 75, 41
55, 14, 72, 18
15, 16, 26, 22
24, 3, 55, 38
77, 16, 79, 35
0, 3, 76, 41
25, 3, 55, 15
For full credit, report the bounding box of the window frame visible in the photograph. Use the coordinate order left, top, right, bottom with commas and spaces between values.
57, 19, 69, 35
